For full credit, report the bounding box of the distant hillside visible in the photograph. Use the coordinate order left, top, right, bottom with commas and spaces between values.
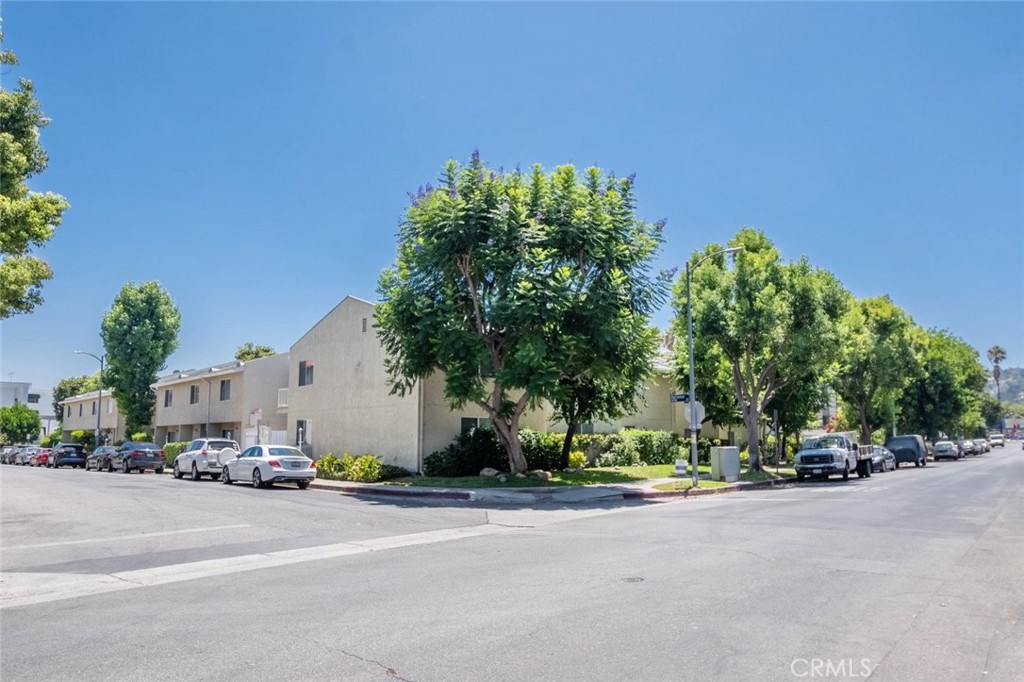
987, 366, 1024, 403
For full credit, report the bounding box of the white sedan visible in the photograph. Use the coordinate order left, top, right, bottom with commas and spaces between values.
221, 445, 316, 489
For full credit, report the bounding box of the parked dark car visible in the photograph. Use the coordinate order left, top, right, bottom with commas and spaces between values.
49, 443, 87, 469
111, 442, 166, 474
85, 445, 118, 472
884, 435, 929, 468
959, 439, 977, 456
869, 446, 897, 473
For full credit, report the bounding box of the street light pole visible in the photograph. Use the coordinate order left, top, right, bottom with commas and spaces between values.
74, 351, 105, 449
686, 246, 743, 488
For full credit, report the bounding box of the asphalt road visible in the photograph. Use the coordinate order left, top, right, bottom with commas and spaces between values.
2, 446, 1022, 682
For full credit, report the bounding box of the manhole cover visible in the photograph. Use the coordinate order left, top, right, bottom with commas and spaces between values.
622, 577, 645, 583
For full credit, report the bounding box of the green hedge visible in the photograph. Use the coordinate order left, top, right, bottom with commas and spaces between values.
424, 427, 695, 475
316, 453, 401, 483
163, 441, 189, 467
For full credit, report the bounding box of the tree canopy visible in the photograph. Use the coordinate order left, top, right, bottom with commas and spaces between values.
831, 296, 922, 444
0, 403, 42, 443
52, 374, 99, 423
235, 342, 276, 361
672, 228, 847, 470
101, 281, 181, 435
376, 153, 669, 473
0, 36, 70, 319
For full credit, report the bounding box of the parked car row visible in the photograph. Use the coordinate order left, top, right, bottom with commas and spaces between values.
3, 438, 318, 491
794, 431, 1006, 483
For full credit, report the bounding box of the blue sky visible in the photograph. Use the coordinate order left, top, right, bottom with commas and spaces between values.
2, 1, 1022, 392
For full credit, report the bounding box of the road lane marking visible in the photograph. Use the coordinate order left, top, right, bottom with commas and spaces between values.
0, 524, 509, 609
3, 524, 252, 550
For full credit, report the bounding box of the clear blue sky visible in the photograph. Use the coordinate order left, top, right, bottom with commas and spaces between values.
2, 1, 1022, 392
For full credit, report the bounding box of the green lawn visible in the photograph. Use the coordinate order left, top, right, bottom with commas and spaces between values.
383, 464, 712, 489
652, 479, 730, 492
740, 467, 797, 482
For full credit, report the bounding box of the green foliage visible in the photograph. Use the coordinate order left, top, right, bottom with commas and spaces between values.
592, 430, 685, 467
52, 375, 99, 424
39, 432, 60, 448
163, 441, 189, 466
672, 228, 847, 470
899, 330, 987, 439
831, 296, 922, 444
518, 429, 564, 471
315, 453, 383, 482
379, 464, 412, 480
423, 429, 508, 476
101, 281, 181, 435
234, 342, 275, 361
979, 393, 1005, 428
129, 431, 149, 442
0, 36, 70, 319
568, 450, 586, 469
376, 153, 669, 473
0, 403, 42, 442
69, 429, 93, 448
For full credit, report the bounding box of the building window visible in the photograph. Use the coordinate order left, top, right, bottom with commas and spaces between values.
298, 361, 314, 387
190, 385, 199, 404
164, 389, 173, 407
222, 429, 234, 440
277, 388, 289, 408
362, 317, 367, 333
460, 417, 490, 435
79, 404, 83, 417
219, 379, 231, 401
67, 405, 72, 418
167, 431, 176, 443
578, 422, 595, 434
92, 401, 97, 415
27, 393, 39, 404
107, 399, 113, 414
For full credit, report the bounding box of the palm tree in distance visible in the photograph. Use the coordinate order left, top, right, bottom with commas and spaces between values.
987, 345, 1007, 402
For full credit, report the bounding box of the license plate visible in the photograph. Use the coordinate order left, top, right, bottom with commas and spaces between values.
813, 468, 822, 474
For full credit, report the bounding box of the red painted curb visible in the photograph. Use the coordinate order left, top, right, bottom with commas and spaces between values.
623, 476, 796, 500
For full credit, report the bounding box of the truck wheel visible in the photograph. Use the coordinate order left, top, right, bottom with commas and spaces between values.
796, 472, 805, 482
842, 465, 850, 481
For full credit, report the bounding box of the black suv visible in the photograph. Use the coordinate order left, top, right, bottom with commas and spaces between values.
49, 443, 87, 469
884, 435, 929, 468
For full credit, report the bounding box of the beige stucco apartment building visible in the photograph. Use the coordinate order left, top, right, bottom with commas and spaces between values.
283, 296, 732, 472
59, 390, 126, 443
151, 353, 289, 448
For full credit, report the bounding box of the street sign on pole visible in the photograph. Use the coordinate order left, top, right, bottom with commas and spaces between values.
670, 393, 690, 403
691, 400, 705, 425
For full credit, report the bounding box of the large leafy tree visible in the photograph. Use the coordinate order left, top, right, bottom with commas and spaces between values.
0, 403, 42, 443
672, 228, 847, 471
831, 296, 922, 445
101, 282, 181, 435
377, 153, 669, 473
235, 342, 275, 361
52, 374, 99, 424
987, 345, 1007, 402
0, 36, 70, 319
899, 330, 987, 439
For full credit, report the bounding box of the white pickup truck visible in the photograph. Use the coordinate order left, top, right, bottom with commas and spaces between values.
794, 432, 873, 482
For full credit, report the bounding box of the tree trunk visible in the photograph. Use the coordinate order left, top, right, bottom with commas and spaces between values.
858, 403, 871, 446
745, 409, 761, 471
490, 413, 529, 474
560, 423, 577, 470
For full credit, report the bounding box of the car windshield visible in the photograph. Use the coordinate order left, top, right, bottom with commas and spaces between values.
267, 447, 306, 458
207, 440, 238, 450
935, 442, 954, 448
801, 436, 846, 450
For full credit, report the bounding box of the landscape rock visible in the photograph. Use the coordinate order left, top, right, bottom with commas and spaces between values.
515, 473, 527, 479
480, 467, 501, 477
497, 475, 508, 483
528, 470, 552, 481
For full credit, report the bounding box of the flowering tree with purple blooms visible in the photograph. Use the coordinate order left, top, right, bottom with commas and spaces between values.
377, 152, 669, 473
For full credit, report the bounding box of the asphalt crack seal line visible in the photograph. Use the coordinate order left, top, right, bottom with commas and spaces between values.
0, 524, 510, 610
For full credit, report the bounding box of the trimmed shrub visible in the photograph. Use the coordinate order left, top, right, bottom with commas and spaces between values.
568, 450, 586, 469
423, 428, 507, 477
130, 431, 149, 442
379, 464, 412, 480
316, 453, 342, 479
69, 429, 94, 449
520, 429, 563, 471
163, 441, 189, 467
315, 453, 383, 483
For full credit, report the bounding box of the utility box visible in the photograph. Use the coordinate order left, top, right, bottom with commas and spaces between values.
710, 446, 741, 482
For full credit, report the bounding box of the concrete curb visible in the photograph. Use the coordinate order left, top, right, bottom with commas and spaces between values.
313, 476, 797, 505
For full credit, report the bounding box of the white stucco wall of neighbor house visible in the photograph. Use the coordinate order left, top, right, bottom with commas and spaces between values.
287, 296, 421, 471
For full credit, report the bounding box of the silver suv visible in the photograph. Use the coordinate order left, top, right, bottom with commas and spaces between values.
173, 438, 240, 481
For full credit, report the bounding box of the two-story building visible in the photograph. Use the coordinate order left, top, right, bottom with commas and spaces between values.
59, 390, 126, 444
151, 353, 289, 448
283, 296, 729, 472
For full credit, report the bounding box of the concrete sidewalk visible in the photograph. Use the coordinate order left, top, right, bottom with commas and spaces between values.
309, 474, 797, 504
